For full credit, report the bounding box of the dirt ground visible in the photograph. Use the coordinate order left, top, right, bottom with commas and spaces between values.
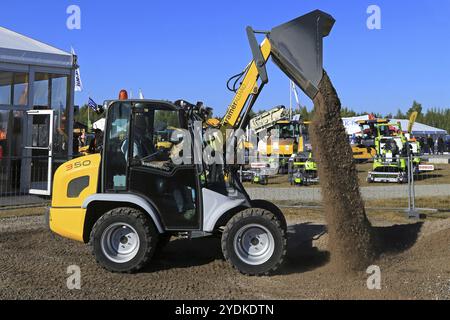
0, 207, 449, 300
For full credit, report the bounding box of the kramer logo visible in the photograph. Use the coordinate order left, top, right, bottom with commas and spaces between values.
224, 83, 247, 123
66, 160, 92, 171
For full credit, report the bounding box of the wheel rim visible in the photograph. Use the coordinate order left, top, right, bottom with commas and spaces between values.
100, 223, 140, 263
233, 224, 275, 266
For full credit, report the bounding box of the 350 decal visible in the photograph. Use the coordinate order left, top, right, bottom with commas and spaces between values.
66, 160, 92, 171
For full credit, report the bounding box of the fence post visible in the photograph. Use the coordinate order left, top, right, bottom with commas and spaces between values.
406, 149, 419, 219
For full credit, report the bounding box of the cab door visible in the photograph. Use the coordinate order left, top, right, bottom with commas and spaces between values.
26, 110, 53, 195
102, 101, 202, 230
129, 164, 202, 230
127, 106, 201, 230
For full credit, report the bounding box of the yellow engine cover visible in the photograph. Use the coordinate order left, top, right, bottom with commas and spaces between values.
49, 154, 101, 242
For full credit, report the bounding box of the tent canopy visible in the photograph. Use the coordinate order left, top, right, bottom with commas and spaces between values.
93, 118, 106, 131
0, 27, 74, 68
390, 119, 448, 136
342, 115, 448, 136
342, 115, 370, 135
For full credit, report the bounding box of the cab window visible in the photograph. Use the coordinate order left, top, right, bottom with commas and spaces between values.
130, 107, 182, 167
104, 102, 131, 191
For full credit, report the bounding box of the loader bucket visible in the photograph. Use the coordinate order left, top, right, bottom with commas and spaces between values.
268, 10, 335, 99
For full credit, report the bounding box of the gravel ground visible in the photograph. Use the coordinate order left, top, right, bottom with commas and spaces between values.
0, 213, 449, 300
247, 184, 450, 202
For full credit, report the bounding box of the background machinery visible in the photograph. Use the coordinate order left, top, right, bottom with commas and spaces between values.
367, 112, 425, 183
367, 121, 410, 183
288, 151, 318, 186
351, 117, 382, 163
48, 10, 335, 275
248, 106, 312, 174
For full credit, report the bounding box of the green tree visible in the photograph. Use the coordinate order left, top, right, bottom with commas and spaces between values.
406, 100, 423, 122
394, 109, 405, 119
340, 107, 357, 117
74, 105, 104, 130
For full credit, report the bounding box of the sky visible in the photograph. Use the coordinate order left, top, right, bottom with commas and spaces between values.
1, 0, 450, 116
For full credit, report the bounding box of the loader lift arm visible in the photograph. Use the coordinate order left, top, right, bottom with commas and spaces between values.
221, 37, 272, 131
220, 10, 335, 133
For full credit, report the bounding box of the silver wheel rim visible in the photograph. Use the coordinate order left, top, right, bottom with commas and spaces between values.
100, 223, 140, 263
233, 223, 275, 265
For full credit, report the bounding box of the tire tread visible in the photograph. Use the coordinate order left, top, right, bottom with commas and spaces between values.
221, 208, 287, 276
88, 207, 156, 274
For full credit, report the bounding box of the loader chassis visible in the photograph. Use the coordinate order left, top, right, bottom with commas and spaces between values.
49, 100, 286, 274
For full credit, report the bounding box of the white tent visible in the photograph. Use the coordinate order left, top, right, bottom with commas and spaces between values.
390, 119, 447, 136
342, 114, 448, 137
0, 27, 73, 68
342, 115, 370, 135
0, 26, 76, 196
93, 118, 106, 132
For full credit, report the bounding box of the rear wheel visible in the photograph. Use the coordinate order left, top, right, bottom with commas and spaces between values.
221, 208, 286, 276
89, 207, 158, 273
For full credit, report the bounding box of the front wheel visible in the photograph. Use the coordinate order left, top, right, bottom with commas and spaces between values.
221, 208, 287, 276
89, 207, 158, 273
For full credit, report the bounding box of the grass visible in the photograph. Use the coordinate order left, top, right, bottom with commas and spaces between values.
0, 201, 448, 230
277, 197, 450, 225
365, 196, 450, 211
276, 196, 450, 211
0, 206, 47, 219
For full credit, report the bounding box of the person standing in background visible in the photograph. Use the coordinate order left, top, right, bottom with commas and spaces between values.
73, 133, 80, 155
419, 137, 425, 155
427, 135, 434, 155
80, 130, 86, 147
437, 136, 444, 155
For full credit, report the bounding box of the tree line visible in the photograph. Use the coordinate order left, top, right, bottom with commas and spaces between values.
292, 101, 449, 133
76, 101, 449, 134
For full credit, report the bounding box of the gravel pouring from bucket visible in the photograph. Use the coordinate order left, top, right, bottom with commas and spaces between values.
267, 10, 376, 271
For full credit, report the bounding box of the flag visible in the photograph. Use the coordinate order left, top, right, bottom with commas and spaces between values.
139, 88, 144, 99
88, 97, 98, 112
71, 47, 83, 92
408, 112, 418, 134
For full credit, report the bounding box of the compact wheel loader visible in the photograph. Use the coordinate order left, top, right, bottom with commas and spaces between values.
288, 151, 318, 186
367, 121, 410, 183
48, 10, 335, 275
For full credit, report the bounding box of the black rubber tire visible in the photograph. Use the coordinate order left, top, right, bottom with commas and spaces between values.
221, 208, 287, 276
89, 207, 158, 273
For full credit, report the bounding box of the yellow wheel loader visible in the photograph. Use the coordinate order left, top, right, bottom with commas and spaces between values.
351, 119, 389, 163
48, 10, 335, 275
